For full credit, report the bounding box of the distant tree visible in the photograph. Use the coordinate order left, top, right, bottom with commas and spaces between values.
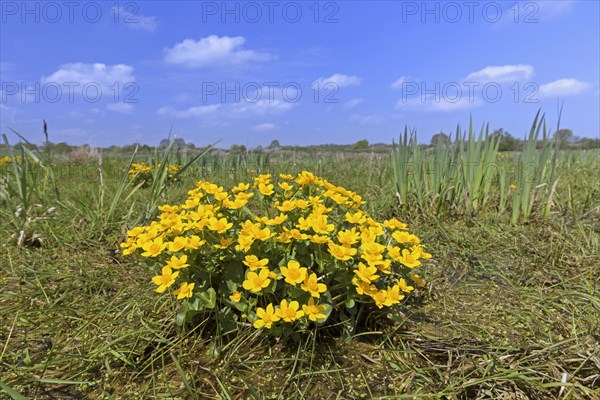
186, 142, 196, 150
555, 129, 573, 142
268, 139, 281, 149
430, 132, 451, 147
229, 144, 247, 154
352, 139, 369, 150
492, 128, 520, 152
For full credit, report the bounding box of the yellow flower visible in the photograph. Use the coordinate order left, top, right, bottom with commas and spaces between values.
185, 235, 205, 250
397, 278, 414, 293
371, 290, 387, 308
337, 228, 359, 247
258, 183, 274, 195
229, 290, 242, 302
346, 211, 366, 224
141, 237, 166, 257
279, 173, 293, 180
151, 266, 179, 293
278, 182, 294, 191
328, 243, 357, 261
166, 255, 189, 270
301, 273, 327, 298
167, 236, 188, 252
254, 304, 280, 329
352, 277, 377, 296
383, 218, 407, 230
400, 249, 421, 268
384, 285, 404, 306
310, 235, 330, 245
275, 299, 304, 322
208, 217, 233, 234
277, 200, 296, 212
173, 282, 195, 299
242, 269, 272, 292
354, 262, 379, 284
302, 298, 327, 322
296, 171, 316, 185
510, 183, 517, 190
243, 255, 269, 271
280, 260, 307, 286
232, 182, 250, 193
411, 274, 426, 287
214, 237, 233, 249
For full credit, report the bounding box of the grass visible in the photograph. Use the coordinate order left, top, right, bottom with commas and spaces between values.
1, 144, 599, 399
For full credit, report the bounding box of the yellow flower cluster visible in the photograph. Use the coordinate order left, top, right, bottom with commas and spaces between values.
0, 156, 11, 167
128, 162, 181, 182
122, 171, 431, 331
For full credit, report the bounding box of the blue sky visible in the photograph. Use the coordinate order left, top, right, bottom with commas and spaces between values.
1, 0, 598, 148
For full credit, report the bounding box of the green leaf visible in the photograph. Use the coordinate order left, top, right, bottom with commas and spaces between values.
198, 288, 216, 309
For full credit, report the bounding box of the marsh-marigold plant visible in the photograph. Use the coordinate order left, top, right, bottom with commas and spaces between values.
121, 171, 431, 333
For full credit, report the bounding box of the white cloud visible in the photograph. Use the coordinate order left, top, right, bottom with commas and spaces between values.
395, 95, 482, 112
537, 0, 575, 19
314, 73, 361, 88
41, 63, 135, 90
391, 76, 410, 89
344, 98, 364, 108
117, 6, 157, 31
0, 104, 19, 123
107, 103, 134, 114
158, 98, 294, 119
538, 78, 589, 97
349, 114, 384, 125
253, 122, 276, 131
465, 64, 534, 82
164, 35, 272, 68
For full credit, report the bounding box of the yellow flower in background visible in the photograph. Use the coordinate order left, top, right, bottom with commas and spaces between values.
232, 182, 250, 193
258, 183, 274, 195
302, 298, 327, 322
277, 200, 296, 212
281, 260, 307, 286
242, 269, 271, 292
229, 290, 242, 302
152, 266, 179, 293
243, 255, 269, 271
254, 304, 280, 329
301, 273, 327, 298
411, 274, 426, 287
166, 255, 189, 270
276, 299, 304, 322
383, 218, 407, 230
278, 182, 294, 191
173, 282, 195, 299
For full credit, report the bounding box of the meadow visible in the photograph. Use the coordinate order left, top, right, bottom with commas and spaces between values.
1, 117, 599, 399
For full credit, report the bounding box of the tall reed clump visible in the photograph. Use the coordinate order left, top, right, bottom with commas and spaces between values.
391, 112, 560, 222
1, 132, 60, 245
